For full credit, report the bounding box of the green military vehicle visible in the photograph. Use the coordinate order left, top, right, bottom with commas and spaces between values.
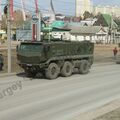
0, 54, 3, 71
17, 40, 94, 79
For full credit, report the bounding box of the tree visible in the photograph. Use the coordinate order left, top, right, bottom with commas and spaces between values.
13, 10, 24, 27
83, 11, 94, 20
1, 15, 7, 31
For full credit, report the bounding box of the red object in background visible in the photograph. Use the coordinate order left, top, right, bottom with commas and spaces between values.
34, 0, 38, 17
10, 0, 14, 19
32, 24, 37, 41
113, 47, 118, 56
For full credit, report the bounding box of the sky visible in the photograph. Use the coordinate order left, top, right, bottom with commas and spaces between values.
93, 0, 120, 6
1, 0, 120, 16
39, 0, 120, 15
38, 0, 120, 15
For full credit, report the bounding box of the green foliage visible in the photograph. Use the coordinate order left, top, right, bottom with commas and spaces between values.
83, 11, 94, 20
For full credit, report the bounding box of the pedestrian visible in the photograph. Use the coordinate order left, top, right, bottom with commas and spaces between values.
113, 47, 118, 59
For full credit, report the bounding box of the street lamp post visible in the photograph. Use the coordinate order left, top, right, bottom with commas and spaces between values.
7, 0, 12, 73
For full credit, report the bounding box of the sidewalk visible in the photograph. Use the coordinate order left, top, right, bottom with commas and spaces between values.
72, 99, 120, 120
0, 72, 16, 77
94, 107, 120, 120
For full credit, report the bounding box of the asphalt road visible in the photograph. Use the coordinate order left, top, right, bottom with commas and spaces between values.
0, 63, 120, 120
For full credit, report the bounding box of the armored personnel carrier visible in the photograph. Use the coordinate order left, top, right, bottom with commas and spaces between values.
0, 54, 3, 71
17, 40, 94, 79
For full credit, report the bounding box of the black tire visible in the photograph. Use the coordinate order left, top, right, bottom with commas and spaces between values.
79, 60, 90, 74
61, 61, 73, 77
0, 63, 2, 71
45, 63, 60, 79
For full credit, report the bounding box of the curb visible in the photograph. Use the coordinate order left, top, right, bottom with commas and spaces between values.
0, 73, 16, 78
93, 62, 115, 67
71, 99, 120, 120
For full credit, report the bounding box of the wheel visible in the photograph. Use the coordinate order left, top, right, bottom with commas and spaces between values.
61, 61, 73, 77
79, 60, 90, 74
0, 63, 3, 71
45, 63, 60, 79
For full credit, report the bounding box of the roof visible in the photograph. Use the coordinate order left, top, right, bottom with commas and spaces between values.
102, 14, 111, 26
94, 14, 118, 28
43, 21, 69, 32
70, 26, 106, 35
51, 21, 66, 28
80, 18, 97, 26
54, 22, 86, 30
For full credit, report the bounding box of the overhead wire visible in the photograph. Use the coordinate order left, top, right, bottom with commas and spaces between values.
13, 0, 77, 16
0, 0, 95, 16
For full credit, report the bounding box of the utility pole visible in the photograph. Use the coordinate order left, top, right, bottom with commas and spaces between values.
7, 0, 12, 73
37, 11, 41, 41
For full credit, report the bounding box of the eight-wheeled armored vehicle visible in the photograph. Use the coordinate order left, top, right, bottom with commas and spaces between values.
17, 40, 94, 79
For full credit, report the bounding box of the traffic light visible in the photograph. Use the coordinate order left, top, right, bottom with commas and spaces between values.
4, 5, 8, 15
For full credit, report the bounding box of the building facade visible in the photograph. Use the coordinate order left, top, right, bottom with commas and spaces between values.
76, 0, 92, 17
93, 5, 120, 17
76, 0, 120, 17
